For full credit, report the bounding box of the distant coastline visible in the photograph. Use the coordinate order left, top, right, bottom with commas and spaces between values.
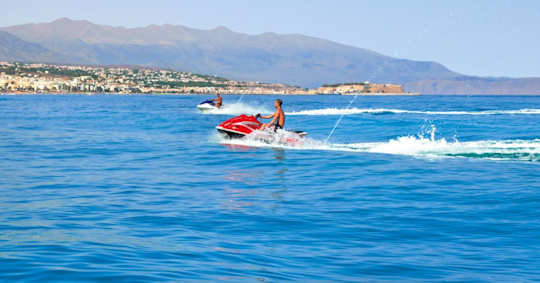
0, 61, 415, 96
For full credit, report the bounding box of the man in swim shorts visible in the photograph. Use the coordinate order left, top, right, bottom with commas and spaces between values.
259, 99, 285, 131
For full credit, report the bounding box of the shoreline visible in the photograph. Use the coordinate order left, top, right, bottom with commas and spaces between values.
341, 92, 420, 96
0, 91, 420, 96
1, 92, 539, 96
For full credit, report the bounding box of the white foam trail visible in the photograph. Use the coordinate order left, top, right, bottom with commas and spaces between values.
201, 102, 271, 115
351, 137, 540, 162
217, 131, 540, 162
286, 108, 540, 116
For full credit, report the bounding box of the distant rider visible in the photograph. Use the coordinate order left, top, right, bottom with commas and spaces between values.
259, 99, 285, 131
213, 93, 223, 108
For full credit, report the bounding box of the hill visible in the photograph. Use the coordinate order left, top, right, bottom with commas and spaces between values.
0, 18, 457, 88
1, 18, 539, 94
405, 76, 540, 95
0, 31, 66, 63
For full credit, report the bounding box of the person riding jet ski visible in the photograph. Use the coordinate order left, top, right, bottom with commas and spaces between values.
216, 98, 306, 140
197, 93, 222, 111
257, 99, 285, 131
213, 93, 223, 109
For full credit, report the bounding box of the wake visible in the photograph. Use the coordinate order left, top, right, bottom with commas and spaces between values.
217, 128, 540, 162
201, 102, 271, 115
286, 108, 540, 116
199, 103, 540, 117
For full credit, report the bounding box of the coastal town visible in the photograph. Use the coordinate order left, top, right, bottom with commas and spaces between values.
0, 62, 414, 95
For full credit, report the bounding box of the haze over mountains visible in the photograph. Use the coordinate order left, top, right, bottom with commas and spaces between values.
0, 18, 538, 94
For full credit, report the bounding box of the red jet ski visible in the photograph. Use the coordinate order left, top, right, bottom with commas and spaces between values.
216, 114, 262, 138
216, 114, 307, 143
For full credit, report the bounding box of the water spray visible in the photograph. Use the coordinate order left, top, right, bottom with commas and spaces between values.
236, 93, 245, 103
325, 95, 358, 143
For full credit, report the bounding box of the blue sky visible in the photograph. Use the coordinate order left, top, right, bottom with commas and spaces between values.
3, 0, 539, 77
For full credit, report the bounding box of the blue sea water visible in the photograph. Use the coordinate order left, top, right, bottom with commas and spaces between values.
0, 94, 539, 282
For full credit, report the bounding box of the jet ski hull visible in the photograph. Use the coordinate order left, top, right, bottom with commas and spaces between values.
216, 114, 262, 138
216, 127, 248, 139
197, 99, 217, 111
197, 103, 217, 111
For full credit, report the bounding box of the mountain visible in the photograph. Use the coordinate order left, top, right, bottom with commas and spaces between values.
0, 18, 458, 87
405, 76, 540, 95
1, 18, 538, 94
0, 31, 67, 63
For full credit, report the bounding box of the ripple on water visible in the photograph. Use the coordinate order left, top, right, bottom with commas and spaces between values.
0, 94, 539, 281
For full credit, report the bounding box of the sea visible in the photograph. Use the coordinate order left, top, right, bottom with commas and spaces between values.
1, 94, 539, 282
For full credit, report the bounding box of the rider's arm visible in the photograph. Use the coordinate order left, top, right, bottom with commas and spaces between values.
260, 112, 275, 119
266, 112, 278, 126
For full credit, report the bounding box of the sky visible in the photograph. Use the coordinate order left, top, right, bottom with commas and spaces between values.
2, 0, 539, 77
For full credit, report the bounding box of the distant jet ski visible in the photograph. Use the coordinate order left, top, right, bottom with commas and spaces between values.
216, 114, 307, 145
197, 99, 217, 111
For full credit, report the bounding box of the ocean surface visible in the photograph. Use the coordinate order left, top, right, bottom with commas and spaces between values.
1, 94, 539, 282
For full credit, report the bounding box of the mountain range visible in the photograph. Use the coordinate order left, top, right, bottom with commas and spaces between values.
0, 18, 538, 94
